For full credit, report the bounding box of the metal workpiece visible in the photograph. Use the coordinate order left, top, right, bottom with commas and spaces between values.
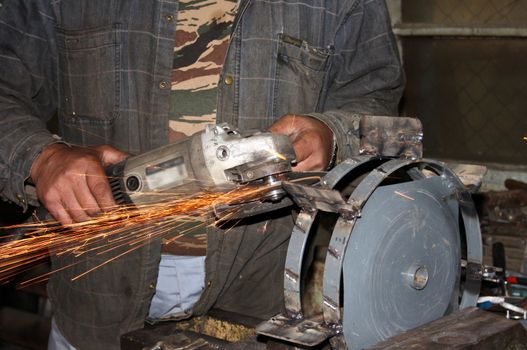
281, 184, 358, 219
255, 314, 335, 348
357, 116, 423, 160
257, 157, 484, 350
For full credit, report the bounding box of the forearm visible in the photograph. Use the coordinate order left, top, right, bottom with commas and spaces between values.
0, 107, 63, 209
0, 0, 59, 209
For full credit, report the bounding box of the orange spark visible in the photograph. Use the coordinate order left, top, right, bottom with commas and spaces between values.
394, 191, 415, 201
266, 148, 287, 161
0, 185, 270, 286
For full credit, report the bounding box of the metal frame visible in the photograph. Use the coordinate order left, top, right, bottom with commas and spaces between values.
256, 157, 483, 348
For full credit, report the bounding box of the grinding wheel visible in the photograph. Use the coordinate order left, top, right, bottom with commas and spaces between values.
343, 177, 461, 349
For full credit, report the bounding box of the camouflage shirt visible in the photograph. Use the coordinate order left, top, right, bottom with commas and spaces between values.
169, 0, 238, 137
165, 0, 238, 254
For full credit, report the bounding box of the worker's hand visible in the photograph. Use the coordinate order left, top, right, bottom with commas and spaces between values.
30, 143, 128, 225
269, 114, 334, 171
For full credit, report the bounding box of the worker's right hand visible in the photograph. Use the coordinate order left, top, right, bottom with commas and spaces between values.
30, 143, 128, 226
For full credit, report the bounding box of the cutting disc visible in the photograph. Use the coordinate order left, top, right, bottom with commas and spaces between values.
213, 171, 325, 219
343, 176, 461, 349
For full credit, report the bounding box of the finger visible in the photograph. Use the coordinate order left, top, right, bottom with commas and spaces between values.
46, 197, 74, 226
61, 189, 92, 223
37, 187, 75, 225
94, 145, 128, 167
73, 175, 103, 217
292, 143, 318, 172
86, 169, 116, 211
292, 155, 325, 172
291, 132, 328, 171
291, 134, 312, 164
292, 153, 321, 172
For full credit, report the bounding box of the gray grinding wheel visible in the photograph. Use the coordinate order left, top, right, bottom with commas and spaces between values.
343, 176, 461, 349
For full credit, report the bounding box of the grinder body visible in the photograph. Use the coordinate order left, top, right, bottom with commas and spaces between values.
105, 123, 296, 206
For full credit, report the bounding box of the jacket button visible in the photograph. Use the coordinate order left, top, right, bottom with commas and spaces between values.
149, 283, 155, 289
165, 14, 174, 22
223, 75, 233, 85
206, 280, 212, 288
159, 81, 169, 89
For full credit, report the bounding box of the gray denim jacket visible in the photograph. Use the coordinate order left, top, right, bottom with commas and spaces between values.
0, 0, 404, 348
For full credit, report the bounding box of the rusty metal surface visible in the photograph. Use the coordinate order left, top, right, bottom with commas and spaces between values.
282, 183, 358, 220
255, 314, 334, 347
124, 306, 527, 350
358, 116, 423, 160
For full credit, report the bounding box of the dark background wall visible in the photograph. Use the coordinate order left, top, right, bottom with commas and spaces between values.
398, 0, 527, 165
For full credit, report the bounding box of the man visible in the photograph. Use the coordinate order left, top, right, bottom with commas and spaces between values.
0, 0, 404, 348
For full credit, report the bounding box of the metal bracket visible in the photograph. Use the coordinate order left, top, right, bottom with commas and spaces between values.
282, 182, 360, 220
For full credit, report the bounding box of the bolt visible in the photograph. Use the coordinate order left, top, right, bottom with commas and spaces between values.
126, 176, 140, 191
405, 264, 429, 290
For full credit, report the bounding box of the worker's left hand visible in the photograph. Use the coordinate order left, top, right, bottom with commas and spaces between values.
269, 114, 334, 171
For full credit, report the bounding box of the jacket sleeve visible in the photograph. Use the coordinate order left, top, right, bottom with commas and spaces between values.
307, 0, 414, 163
0, 0, 61, 209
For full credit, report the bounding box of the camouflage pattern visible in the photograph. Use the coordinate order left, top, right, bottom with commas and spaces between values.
164, 1, 238, 254
169, 0, 238, 137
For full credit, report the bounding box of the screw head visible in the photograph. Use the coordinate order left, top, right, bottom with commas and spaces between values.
126, 176, 140, 191
216, 146, 230, 160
